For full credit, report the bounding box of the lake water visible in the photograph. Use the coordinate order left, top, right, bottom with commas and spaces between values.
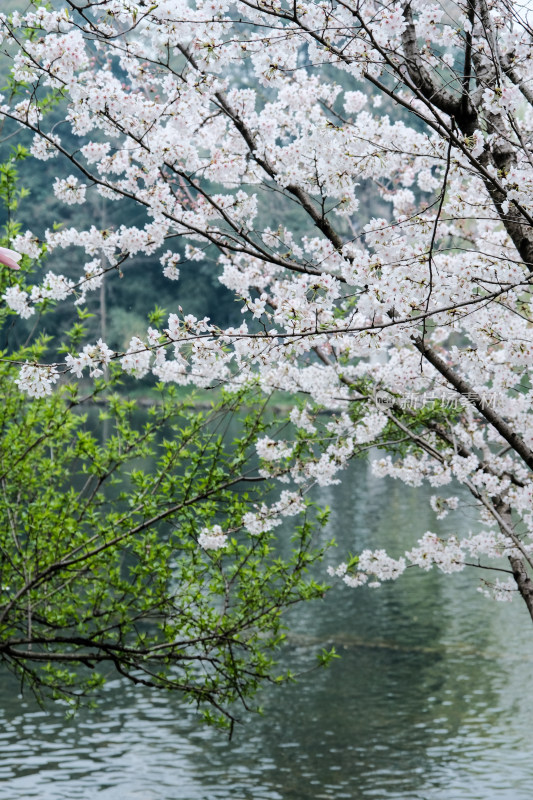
1, 459, 532, 799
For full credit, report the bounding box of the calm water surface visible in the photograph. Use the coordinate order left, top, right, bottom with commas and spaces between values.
1, 460, 532, 799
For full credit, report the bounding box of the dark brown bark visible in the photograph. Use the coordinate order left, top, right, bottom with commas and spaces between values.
508, 555, 533, 623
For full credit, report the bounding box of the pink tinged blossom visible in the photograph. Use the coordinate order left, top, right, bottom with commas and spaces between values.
0, 247, 22, 270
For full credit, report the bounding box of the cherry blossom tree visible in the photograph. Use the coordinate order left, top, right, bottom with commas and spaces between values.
2, 0, 533, 618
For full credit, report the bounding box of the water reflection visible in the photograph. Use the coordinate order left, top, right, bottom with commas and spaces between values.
1, 460, 533, 799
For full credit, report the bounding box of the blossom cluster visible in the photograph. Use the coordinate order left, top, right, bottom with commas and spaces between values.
198, 525, 228, 551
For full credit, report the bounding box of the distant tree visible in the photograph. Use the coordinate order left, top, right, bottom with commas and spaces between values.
2, 1, 533, 621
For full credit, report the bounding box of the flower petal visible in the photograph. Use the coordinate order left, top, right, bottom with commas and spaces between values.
0, 247, 22, 270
